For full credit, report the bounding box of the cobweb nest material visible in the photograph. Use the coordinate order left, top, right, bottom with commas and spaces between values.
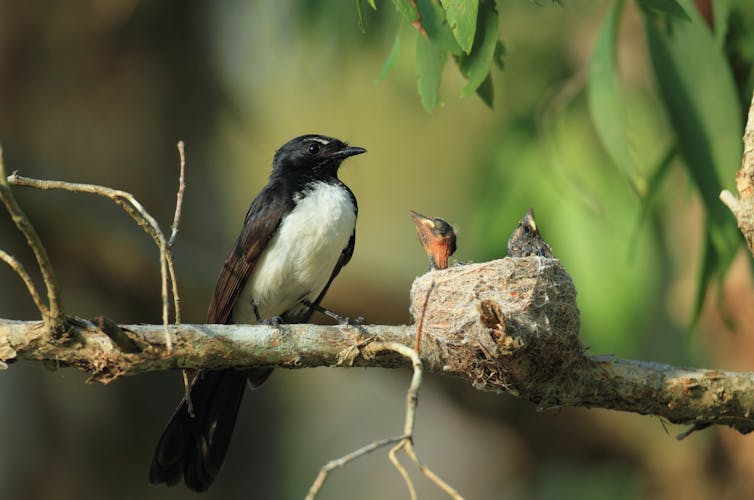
410, 257, 584, 404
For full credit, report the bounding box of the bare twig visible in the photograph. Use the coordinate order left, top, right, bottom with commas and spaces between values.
7, 173, 177, 351
0, 249, 49, 317
382, 343, 463, 498
306, 335, 462, 499
305, 434, 409, 500
0, 148, 64, 328
168, 141, 186, 249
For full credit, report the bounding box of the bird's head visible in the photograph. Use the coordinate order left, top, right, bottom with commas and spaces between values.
409, 210, 457, 270
272, 134, 366, 182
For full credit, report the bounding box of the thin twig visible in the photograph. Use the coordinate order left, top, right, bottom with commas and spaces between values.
389, 288, 464, 500
0, 149, 64, 327
304, 434, 409, 500
7, 173, 175, 350
305, 337, 461, 499
403, 443, 463, 499
305, 340, 424, 499
0, 249, 49, 317
169, 141, 186, 249
389, 442, 417, 500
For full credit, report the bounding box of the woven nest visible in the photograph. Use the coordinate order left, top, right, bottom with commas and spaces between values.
409, 257, 582, 396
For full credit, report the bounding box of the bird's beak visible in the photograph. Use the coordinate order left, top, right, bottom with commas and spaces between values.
409, 210, 436, 231
332, 146, 367, 159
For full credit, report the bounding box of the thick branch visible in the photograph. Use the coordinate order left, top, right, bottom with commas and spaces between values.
2, 257, 754, 435
721, 90, 754, 257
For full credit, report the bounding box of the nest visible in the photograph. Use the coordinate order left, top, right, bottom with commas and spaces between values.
409, 257, 583, 397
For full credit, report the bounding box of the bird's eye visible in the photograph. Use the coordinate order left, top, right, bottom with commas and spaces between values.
307, 143, 321, 155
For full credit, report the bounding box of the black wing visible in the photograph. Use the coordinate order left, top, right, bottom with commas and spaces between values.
150, 180, 290, 491
207, 179, 294, 324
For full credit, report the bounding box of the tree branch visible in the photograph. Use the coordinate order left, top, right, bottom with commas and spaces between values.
2, 258, 753, 435
0, 148, 65, 328
7, 168, 182, 349
721, 91, 754, 258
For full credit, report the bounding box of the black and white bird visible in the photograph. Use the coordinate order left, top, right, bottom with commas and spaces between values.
149, 134, 365, 492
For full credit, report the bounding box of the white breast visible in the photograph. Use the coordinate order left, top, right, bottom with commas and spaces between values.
232, 181, 356, 324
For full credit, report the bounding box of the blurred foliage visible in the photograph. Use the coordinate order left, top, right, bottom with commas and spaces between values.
359, 0, 754, 330
3, 0, 754, 499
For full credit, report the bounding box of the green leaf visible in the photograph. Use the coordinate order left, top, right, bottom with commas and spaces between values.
476, 73, 494, 107
588, 0, 645, 195
416, 0, 463, 55
629, 146, 676, 250
416, 33, 447, 111
456, 0, 500, 97
712, 0, 730, 47
391, 0, 419, 23
368, 0, 378, 10
644, 0, 743, 319
690, 230, 718, 330
377, 28, 401, 81
493, 40, 505, 70
636, 0, 691, 21
356, 0, 366, 32
440, 0, 479, 54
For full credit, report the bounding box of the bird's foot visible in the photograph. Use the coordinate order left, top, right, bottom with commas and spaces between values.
339, 315, 366, 326
251, 299, 283, 325
299, 298, 364, 326
261, 316, 284, 326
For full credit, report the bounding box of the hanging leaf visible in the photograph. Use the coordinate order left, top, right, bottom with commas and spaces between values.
391, 0, 419, 23
356, 0, 366, 32
440, 0, 479, 54
644, 0, 743, 321
368, 0, 378, 10
637, 0, 691, 21
476, 73, 494, 107
493, 40, 505, 70
416, 34, 447, 111
456, 0, 500, 98
712, 0, 730, 47
416, 0, 462, 54
588, 0, 645, 195
629, 146, 676, 251
377, 28, 402, 81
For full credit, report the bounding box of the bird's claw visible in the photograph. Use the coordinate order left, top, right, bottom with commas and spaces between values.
339, 315, 366, 326
261, 316, 283, 326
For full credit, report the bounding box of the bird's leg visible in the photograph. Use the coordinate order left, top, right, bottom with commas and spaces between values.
299, 298, 365, 325
251, 299, 283, 326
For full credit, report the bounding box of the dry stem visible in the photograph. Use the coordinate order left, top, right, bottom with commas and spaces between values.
169, 141, 186, 249
7, 172, 180, 350
0, 249, 49, 317
305, 282, 463, 500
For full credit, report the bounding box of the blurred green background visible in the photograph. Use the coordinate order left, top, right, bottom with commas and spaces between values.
2, 0, 754, 498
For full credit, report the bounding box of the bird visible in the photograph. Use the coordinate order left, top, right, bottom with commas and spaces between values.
506, 208, 553, 258
149, 134, 366, 492
409, 210, 457, 270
